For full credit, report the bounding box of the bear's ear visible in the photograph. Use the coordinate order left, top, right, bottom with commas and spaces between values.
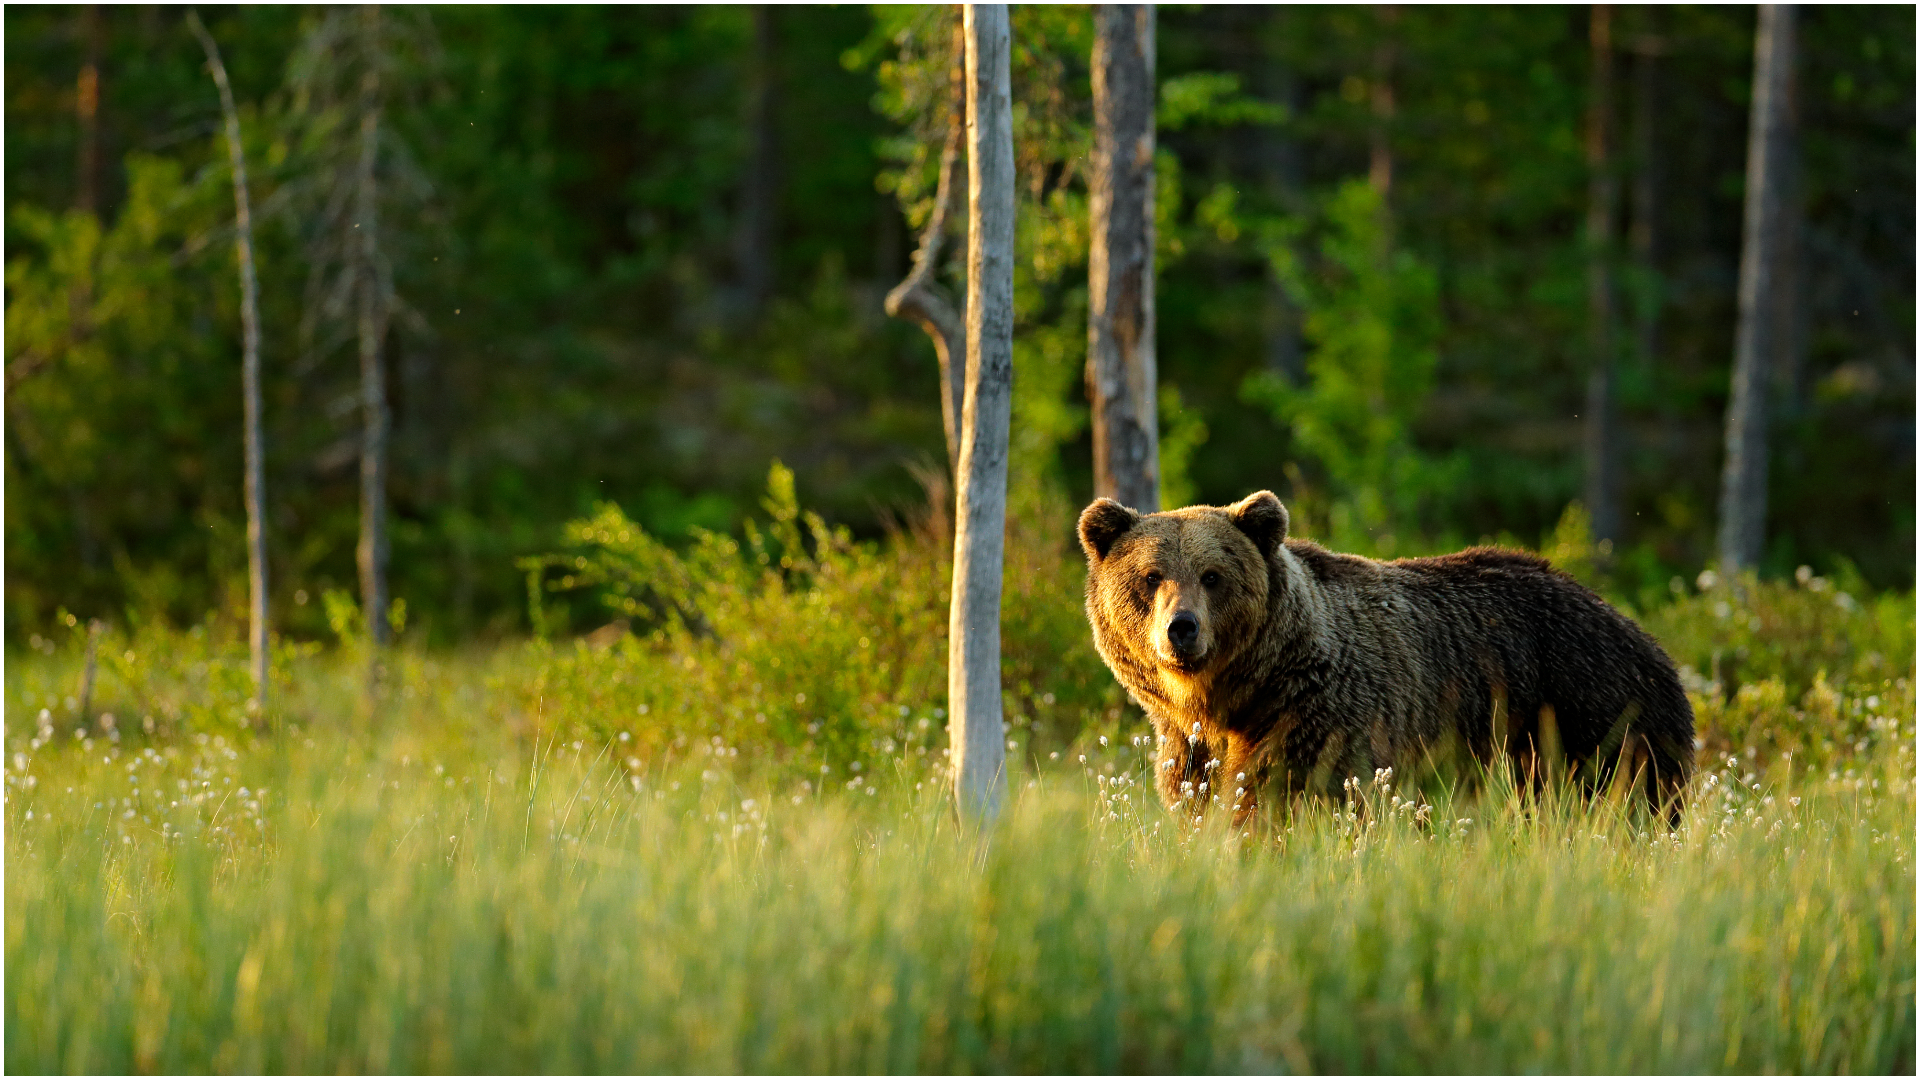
1077, 498, 1139, 562
1227, 490, 1289, 556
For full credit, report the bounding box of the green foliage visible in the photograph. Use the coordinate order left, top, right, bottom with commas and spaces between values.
1540, 501, 1607, 591
1646, 567, 1915, 701
517, 464, 1114, 786
1157, 71, 1287, 132
1156, 383, 1209, 510
5, 155, 236, 628
1243, 180, 1461, 553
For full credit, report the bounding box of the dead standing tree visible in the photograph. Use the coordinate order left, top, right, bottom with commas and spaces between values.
187, 10, 271, 714
884, 15, 970, 481
949, 2, 1014, 824
352, 5, 393, 675
1087, 3, 1159, 513
288, 4, 435, 696
1717, 4, 1796, 574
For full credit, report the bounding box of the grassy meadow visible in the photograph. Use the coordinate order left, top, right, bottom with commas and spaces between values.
6, 503, 1915, 1072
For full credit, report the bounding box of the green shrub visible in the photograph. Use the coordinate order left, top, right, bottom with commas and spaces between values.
518, 463, 1120, 789
1643, 566, 1914, 700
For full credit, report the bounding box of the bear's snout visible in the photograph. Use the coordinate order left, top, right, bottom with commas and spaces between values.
1156, 605, 1210, 668
1167, 612, 1200, 652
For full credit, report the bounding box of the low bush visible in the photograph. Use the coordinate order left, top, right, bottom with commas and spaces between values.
515, 463, 1118, 790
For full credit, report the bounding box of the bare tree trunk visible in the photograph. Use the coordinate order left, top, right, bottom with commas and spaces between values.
1628, 26, 1662, 382
1368, 5, 1398, 199
189, 9, 271, 713
883, 19, 968, 477
949, 2, 1013, 825
1717, 4, 1796, 573
75, 5, 102, 218
355, 5, 392, 663
1088, 4, 1159, 513
1772, 51, 1806, 416
732, 5, 779, 321
1584, 4, 1621, 546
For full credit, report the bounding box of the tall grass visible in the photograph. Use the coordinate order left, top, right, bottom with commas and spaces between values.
6, 710, 1912, 1073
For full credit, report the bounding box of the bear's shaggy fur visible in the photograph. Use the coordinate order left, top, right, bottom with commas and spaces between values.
1077, 490, 1694, 824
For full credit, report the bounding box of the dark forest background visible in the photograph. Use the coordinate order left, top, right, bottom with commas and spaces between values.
6, 5, 1913, 645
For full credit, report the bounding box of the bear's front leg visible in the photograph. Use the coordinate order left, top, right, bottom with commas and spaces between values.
1216, 732, 1265, 827
1150, 719, 1213, 821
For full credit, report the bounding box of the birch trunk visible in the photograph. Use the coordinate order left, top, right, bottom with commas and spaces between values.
1088, 4, 1159, 513
355, 5, 392, 661
949, 2, 1013, 824
1717, 4, 1795, 573
1583, 4, 1622, 546
189, 10, 270, 712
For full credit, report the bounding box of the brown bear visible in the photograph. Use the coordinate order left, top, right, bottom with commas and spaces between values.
1077, 490, 1694, 825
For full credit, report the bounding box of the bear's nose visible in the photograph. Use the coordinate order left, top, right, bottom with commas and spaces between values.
1167, 612, 1200, 651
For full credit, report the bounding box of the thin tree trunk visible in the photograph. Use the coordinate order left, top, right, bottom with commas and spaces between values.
355, 5, 392, 661
1584, 4, 1621, 546
884, 16, 968, 479
1772, 49, 1806, 416
949, 2, 1013, 825
1717, 4, 1796, 573
1629, 26, 1661, 384
1368, 5, 1398, 199
189, 9, 270, 712
1088, 4, 1159, 513
75, 5, 102, 218
733, 5, 779, 321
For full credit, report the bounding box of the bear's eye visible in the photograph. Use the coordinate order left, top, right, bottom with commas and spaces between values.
1201, 570, 1221, 588
1142, 571, 1163, 589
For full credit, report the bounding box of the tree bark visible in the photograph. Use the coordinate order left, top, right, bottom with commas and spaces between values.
949, 2, 1013, 825
883, 17, 968, 477
1772, 46, 1806, 416
188, 9, 271, 713
1088, 4, 1159, 513
355, 4, 392, 660
732, 5, 779, 321
1717, 4, 1796, 573
1584, 4, 1621, 546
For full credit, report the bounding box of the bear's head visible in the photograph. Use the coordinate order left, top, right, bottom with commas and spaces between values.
1076, 490, 1289, 678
